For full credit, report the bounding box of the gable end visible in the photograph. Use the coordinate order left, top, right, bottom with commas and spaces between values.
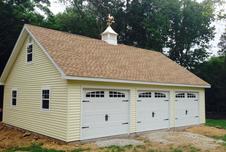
0, 25, 65, 84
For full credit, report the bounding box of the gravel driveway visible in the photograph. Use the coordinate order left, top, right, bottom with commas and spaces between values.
143, 131, 223, 151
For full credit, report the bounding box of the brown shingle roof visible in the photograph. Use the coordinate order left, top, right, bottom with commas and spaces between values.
26, 24, 209, 87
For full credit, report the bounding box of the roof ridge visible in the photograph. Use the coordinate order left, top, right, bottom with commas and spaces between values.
25, 24, 161, 54
25, 24, 102, 42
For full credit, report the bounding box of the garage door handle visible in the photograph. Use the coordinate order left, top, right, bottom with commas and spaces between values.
164, 119, 169, 121
195, 116, 199, 118
82, 100, 90, 102
122, 100, 129, 102
122, 122, 129, 125
175, 118, 178, 120
137, 100, 142, 102
164, 100, 169, 101
137, 121, 142, 123
82, 126, 89, 129
194, 99, 198, 101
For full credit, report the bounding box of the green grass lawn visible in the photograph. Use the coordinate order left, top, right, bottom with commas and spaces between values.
206, 119, 226, 129
206, 119, 226, 147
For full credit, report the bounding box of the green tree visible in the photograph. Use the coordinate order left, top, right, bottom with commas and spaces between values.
0, 0, 51, 74
167, 0, 215, 69
194, 56, 226, 115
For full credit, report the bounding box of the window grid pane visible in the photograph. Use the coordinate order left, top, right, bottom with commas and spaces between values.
42, 89, 50, 109
86, 91, 104, 98
109, 91, 125, 98
12, 98, 16, 106
187, 93, 196, 98
11, 90, 17, 106
176, 93, 185, 98
155, 92, 166, 98
27, 44, 33, 62
138, 92, 152, 98
42, 100, 49, 109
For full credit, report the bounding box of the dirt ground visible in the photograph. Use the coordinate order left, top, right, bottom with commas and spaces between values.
186, 125, 226, 137
0, 123, 226, 152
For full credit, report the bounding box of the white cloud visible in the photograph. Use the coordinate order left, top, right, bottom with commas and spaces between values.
49, 0, 66, 14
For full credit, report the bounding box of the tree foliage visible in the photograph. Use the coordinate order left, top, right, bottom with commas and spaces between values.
194, 56, 226, 115
194, 29, 226, 117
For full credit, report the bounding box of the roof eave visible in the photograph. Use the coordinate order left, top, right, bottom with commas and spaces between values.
63, 75, 211, 88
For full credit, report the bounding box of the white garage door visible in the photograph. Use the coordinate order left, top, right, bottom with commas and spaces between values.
137, 91, 170, 132
81, 89, 129, 140
175, 92, 199, 127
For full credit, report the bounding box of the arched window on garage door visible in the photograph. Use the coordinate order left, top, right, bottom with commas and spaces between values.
86, 91, 104, 98
154, 92, 166, 98
109, 91, 125, 98
175, 93, 185, 98
138, 92, 152, 98
187, 93, 196, 98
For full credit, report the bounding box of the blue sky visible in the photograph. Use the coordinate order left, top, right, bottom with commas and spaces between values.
49, 0, 226, 55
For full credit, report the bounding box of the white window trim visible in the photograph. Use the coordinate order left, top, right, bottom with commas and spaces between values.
11, 88, 18, 108
41, 87, 51, 111
26, 42, 33, 64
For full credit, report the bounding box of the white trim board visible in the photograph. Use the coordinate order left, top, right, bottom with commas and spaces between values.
64, 76, 211, 88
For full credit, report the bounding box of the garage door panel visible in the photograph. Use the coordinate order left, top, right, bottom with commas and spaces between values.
81, 89, 129, 140
136, 91, 170, 132
175, 92, 200, 127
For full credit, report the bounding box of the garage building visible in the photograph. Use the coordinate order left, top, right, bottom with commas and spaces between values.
0, 24, 210, 142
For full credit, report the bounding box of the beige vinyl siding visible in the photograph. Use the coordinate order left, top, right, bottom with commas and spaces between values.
67, 83, 81, 141
3, 35, 68, 141
67, 80, 206, 141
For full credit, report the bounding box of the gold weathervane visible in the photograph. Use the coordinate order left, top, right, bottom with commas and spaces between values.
107, 14, 115, 26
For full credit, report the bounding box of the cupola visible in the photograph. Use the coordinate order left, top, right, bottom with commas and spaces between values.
101, 14, 118, 45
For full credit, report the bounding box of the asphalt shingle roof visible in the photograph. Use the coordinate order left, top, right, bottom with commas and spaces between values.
26, 24, 209, 86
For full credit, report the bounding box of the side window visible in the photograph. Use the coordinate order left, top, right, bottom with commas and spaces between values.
11, 90, 17, 106
176, 93, 185, 98
27, 43, 33, 63
138, 92, 152, 98
42, 89, 50, 110
155, 92, 166, 98
187, 93, 196, 98
86, 91, 104, 98
109, 91, 125, 98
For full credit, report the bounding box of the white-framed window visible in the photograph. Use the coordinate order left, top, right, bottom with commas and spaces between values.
155, 92, 166, 98
27, 43, 33, 63
109, 91, 125, 98
42, 89, 50, 110
187, 93, 196, 98
175, 93, 185, 98
86, 91, 104, 98
138, 92, 152, 98
11, 89, 17, 106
